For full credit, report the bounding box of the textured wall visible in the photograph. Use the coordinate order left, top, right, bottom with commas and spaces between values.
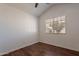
39, 4, 79, 51
0, 4, 38, 55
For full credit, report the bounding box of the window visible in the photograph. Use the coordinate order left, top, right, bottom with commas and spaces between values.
46, 16, 66, 34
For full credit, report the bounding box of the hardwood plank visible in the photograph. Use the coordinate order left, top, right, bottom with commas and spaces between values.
3, 42, 79, 56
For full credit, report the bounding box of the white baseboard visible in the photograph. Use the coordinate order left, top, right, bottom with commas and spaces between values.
0, 42, 38, 56
40, 41, 79, 52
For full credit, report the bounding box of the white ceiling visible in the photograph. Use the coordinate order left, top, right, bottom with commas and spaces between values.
6, 3, 54, 17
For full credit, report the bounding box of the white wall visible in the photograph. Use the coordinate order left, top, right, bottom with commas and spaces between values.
0, 4, 38, 55
39, 4, 79, 51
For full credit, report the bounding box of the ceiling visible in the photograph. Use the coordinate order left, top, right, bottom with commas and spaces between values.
6, 3, 54, 17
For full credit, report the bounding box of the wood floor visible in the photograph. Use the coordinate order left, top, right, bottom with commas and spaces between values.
3, 42, 79, 56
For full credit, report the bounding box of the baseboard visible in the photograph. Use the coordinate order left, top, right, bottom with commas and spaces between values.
2, 42, 79, 56
1, 41, 79, 56
39, 41, 79, 53
0, 42, 39, 56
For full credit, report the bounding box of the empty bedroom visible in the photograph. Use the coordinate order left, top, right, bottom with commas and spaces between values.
0, 3, 79, 56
